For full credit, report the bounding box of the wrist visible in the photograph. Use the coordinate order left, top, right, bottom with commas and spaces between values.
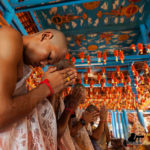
39, 83, 51, 97
39, 79, 53, 96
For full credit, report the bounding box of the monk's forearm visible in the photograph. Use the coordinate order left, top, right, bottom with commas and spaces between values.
91, 121, 105, 141
57, 109, 71, 140
0, 84, 50, 131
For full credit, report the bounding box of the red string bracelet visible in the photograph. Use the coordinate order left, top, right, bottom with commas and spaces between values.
40, 79, 53, 96
65, 108, 74, 115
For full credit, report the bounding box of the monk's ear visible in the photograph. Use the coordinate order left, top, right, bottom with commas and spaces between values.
40, 31, 54, 42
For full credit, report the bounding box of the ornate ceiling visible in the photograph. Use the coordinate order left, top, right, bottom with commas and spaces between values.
35, 0, 150, 57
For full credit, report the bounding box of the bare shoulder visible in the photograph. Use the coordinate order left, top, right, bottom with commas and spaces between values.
0, 26, 22, 42
0, 26, 23, 62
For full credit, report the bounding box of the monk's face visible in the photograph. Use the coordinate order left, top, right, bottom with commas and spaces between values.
24, 31, 67, 67
28, 41, 65, 67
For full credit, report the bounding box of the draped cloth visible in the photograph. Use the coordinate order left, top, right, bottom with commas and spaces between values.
72, 108, 95, 150
58, 99, 76, 150
0, 65, 57, 150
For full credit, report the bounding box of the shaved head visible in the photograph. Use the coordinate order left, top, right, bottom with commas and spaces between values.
34, 29, 67, 52
23, 29, 67, 67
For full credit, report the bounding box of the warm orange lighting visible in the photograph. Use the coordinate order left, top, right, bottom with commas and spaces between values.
114, 50, 119, 62
137, 43, 143, 54
97, 74, 101, 84
119, 51, 124, 63
71, 57, 76, 64
102, 68, 105, 78
65, 52, 70, 60
131, 65, 136, 75
120, 72, 124, 83
103, 51, 107, 64
140, 75, 144, 84
86, 55, 91, 64
79, 52, 85, 63
144, 63, 149, 74
147, 44, 150, 53
130, 44, 136, 52
97, 51, 101, 62
116, 66, 120, 76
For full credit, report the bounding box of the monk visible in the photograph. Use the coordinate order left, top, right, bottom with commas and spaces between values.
69, 105, 100, 150
86, 105, 110, 150
49, 59, 86, 150
0, 26, 76, 150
